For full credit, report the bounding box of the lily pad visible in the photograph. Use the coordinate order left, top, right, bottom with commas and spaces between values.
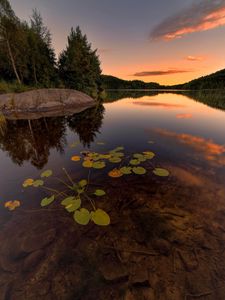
82, 160, 93, 168
143, 151, 155, 159
71, 155, 81, 162
33, 179, 44, 187
108, 168, 123, 178
120, 166, 132, 175
41, 169, 53, 178
153, 168, 170, 177
132, 166, 146, 175
79, 179, 88, 187
41, 195, 55, 207
23, 178, 34, 188
64, 198, 81, 212
94, 189, 106, 196
74, 208, 90, 225
92, 161, 106, 169
91, 209, 110, 226
129, 159, 140, 166
109, 157, 122, 163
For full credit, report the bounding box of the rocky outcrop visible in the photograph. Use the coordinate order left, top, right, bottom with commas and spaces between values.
0, 88, 96, 119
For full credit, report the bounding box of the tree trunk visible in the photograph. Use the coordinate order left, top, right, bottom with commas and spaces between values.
6, 38, 21, 84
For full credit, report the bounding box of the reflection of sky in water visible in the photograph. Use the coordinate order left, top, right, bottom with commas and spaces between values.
1, 92, 225, 201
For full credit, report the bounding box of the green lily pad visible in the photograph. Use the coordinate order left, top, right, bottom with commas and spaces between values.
82, 160, 93, 168
132, 166, 147, 175
33, 179, 44, 187
92, 161, 106, 169
41, 195, 55, 207
143, 151, 155, 159
129, 159, 140, 166
41, 169, 53, 178
148, 141, 154, 144
109, 157, 122, 163
74, 208, 90, 225
79, 179, 88, 187
64, 198, 81, 212
153, 168, 170, 177
91, 209, 110, 226
70, 141, 79, 148
96, 141, 105, 145
120, 166, 132, 175
94, 189, 106, 196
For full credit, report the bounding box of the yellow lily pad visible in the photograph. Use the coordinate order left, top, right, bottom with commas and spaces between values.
91, 209, 110, 226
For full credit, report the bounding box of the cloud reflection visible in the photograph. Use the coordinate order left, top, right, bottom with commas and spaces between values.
133, 102, 186, 109
176, 113, 193, 119
155, 128, 225, 166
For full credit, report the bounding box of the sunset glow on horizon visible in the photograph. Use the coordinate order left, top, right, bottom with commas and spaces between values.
10, 0, 225, 85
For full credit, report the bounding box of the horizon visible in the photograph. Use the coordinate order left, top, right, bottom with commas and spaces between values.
10, 0, 225, 85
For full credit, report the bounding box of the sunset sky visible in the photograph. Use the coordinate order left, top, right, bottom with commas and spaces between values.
10, 0, 225, 85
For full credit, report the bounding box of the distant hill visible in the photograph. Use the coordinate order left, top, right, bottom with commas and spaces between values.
101, 68, 225, 90
179, 69, 225, 90
100, 75, 163, 90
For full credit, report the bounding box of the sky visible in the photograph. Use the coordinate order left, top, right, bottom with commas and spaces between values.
10, 0, 225, 85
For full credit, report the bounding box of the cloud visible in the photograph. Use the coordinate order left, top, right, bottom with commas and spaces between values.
133, 69, 191, 76
133, 102, 186, 109
185, 56, 204, 61
150, 0, 225, 41
155, 128, 225, 166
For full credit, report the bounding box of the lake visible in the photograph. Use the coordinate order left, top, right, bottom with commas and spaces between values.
0, 90, 225, 299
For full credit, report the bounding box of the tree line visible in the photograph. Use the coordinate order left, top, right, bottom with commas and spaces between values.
0, 0, 102, 96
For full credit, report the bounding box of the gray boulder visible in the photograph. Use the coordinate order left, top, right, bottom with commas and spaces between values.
0, 88, 96, 120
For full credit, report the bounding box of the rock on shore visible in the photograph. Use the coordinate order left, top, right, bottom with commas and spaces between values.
0, 88, 96, 119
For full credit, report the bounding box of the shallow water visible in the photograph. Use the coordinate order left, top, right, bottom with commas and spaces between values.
0, 90, 225, 299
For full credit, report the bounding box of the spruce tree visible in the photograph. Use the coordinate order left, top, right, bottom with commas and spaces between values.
58, 26, 101, 96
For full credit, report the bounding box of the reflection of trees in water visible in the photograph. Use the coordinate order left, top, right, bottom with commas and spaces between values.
105, 90, 225, 111
67, 105, 105, 147
0, 117, 67, 169
0, 105, 104, 169
105, 90, 160, 102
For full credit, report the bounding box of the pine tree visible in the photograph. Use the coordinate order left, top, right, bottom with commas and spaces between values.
58, 26, 101, 96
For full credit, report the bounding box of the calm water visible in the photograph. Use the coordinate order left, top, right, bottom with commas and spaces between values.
1, 91, 225, 299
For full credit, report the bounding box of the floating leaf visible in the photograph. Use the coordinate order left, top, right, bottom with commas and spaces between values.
143, 151, 155, 159
99, 154, 111, 159
71, 155, 81, 162
133, 153, 146, 162
79, 179, 88, 187
109, 157, 122, 163
74, 208, 90, 225
91, 209, 110, 226
23, 178, 34, 188
33, 179, 44, 187
61, 196, 76, 206
82, 160, 93, 168
108, 168, 123, 178
66, 199, 81, 212
129, 159, 140, 166
132, 166, 146, 175
148, 141, 154, 144
41, 169, 53, 178
4, 200, 20, 211
153, 168, 170, 177
120, 166, 132, 175
110, 146, 124, 153
94, 189, 106, 196
92, 161, 106, 169
41, 195, 55, 207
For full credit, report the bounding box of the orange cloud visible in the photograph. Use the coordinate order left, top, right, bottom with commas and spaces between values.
176, 113, 193, 119
151, 1, 225, 41
133, 102, 186, 109
155, 128, 225, 166
133, 69, 191, 76
185, 56, 204, 61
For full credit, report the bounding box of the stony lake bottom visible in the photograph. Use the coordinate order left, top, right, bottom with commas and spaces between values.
0, 90, 225, 300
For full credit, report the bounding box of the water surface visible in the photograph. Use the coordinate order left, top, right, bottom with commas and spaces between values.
0, 91, 225, 299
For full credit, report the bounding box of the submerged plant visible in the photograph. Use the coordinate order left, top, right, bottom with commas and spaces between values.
4, 143, 170, 227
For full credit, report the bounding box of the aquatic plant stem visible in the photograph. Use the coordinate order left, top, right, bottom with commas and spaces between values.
62, 167, 75, 186
83, 193, 96, 210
